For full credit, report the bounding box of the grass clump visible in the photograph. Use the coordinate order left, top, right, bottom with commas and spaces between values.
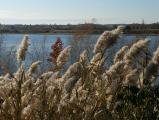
0, 26, 159, 120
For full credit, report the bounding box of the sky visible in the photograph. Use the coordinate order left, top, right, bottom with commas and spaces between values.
0, 0, 158, 24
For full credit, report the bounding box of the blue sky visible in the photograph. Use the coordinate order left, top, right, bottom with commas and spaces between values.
0, 0, 158, 24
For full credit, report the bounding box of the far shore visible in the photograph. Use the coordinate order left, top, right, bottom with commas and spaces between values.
0, 32, 159, 36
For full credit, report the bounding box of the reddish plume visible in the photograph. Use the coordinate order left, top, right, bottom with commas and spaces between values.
48, 37, 63, 64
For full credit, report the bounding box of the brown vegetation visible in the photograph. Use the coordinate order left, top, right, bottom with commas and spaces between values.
0, 26, 159, 119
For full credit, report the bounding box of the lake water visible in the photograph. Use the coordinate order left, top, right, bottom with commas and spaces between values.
0, 34, 159, 73
2, 34, 73, 49
1, 34, 159, 50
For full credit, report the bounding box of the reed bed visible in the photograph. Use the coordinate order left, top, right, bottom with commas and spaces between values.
0, 26, 159, 120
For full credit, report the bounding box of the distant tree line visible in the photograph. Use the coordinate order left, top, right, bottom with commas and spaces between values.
125, 22, 159, 34
0, 23, 159, 34
0, 23, 116, 34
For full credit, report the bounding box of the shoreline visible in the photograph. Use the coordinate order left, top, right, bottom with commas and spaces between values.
1, 32, 159, 36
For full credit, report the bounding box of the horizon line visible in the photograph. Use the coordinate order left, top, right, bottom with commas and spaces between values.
0, 22, 158, 25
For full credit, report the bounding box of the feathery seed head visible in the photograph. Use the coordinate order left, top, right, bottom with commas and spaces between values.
112, 25, 125, 35
57, 46, 71, 67
79, 50, 88, 63
16, 35, 30, 62
40, 71, 54, 79
14, 64, 24, 79
62, 62, 82, 81
93, 26, 124, 54
27, 61, 41, 76
64, 76, 79, 94
125, 69, 140, 86
114, 46, 128, 63
22, 105, 32, 116
91, 53, 102, 64
106, 61, 125, 78
124, 39, 149, 63
152, 46, 159, 64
